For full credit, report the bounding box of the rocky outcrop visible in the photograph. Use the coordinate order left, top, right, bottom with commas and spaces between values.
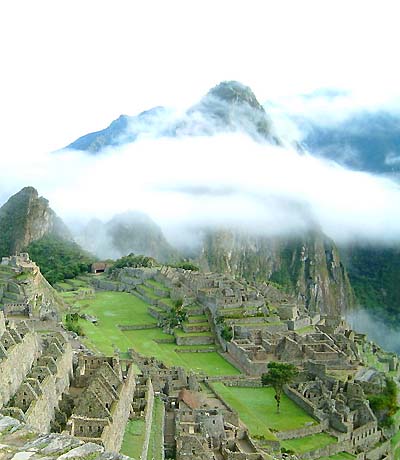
0, 254, 65, 319
0, 187, 71, 257
200, 229, 354, 316
0, 415, 132, 460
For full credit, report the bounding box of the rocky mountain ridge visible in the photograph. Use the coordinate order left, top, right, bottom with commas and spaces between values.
0, 187, 71, 257
65, 81, 278, 153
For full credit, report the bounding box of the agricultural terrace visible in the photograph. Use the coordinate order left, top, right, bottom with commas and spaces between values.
72, 291, 240, 376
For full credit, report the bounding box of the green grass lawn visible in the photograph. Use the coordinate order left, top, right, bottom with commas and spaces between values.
123, 329, 238, 375
120, 418, 146, 459
147, 397, 164, 460
76, 291, 240, 376
392, 428, 400, 460
211, 384, 316, 440
281, 433, 337, 455
317, 453, 355, 460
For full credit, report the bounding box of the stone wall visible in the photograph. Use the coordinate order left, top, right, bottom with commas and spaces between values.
364, 440, 391, 460
300, 441, 347, 460
25, 342, 72, 433
0, 328, 40, 408
118, 324, 156, 331
0, 311, 5, 337
351, 421, 380, 450
92, 279, 120, 291
101, 363, 136, 453
141, 378, 155, 460
175, 335, 214, 346
275, 420, 328, 440
226, 342, 266, 376
283, 386, 325, 421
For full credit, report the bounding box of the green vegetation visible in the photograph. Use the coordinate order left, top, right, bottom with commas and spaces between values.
392, 428, 400, 460
110, 253, 158, 272
147, 397, 164, 460
367, 377, 399, 427
269, 241, 303, 291
160, 301, 187, 329
74, 291, 239, 376
216, 315, 233, 341
343, 245, 400, 326
317, 453, 355, 460
27, 235, 94, 285
64, 312, 84, 336
168, 261, 199, 271
261, 362, 298, 413
120, 418, 146, 459
220, 324, 233, 341
281, 433, 337, 455
211, 383, 315, 439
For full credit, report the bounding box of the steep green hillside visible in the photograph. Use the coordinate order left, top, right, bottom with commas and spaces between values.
341, 244, 400, 323
26, 235, 95, 285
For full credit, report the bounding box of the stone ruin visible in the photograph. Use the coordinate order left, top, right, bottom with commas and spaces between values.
0, 253, 62, 320
0, 312, 136, 454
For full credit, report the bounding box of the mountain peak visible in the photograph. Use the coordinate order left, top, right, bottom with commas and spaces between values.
206, 80, 265, 112
64, 80, 275, 152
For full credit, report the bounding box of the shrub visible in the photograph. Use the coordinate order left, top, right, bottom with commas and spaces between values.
65, 313, 84, 336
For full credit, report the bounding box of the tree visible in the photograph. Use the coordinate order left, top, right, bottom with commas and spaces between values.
261, 362, 298, 413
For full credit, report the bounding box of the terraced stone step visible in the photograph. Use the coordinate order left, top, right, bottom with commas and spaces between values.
175, 345, 217, 353
157, 298, 175, 311
148, 306, 168, 320
143, 279, 170, 297
186, 314, 208, 323
184, 305, 204, 315
182, 322, 211, 333
135, 286, 159, 305
3, 291, 25, 302
174, 330, 215, 345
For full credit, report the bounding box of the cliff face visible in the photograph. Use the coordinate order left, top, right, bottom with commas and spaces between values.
200, 229, 354, 316
0, 187, 71, 257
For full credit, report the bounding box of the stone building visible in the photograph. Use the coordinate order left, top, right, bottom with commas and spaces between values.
5, 333, 73, 433
66, 355, 136, 453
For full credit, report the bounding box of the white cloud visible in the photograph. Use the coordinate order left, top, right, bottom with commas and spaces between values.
1, 1, 400, 247
2, 131, 400, 246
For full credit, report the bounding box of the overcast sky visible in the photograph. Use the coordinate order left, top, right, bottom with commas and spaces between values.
1, 0, 400, 155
